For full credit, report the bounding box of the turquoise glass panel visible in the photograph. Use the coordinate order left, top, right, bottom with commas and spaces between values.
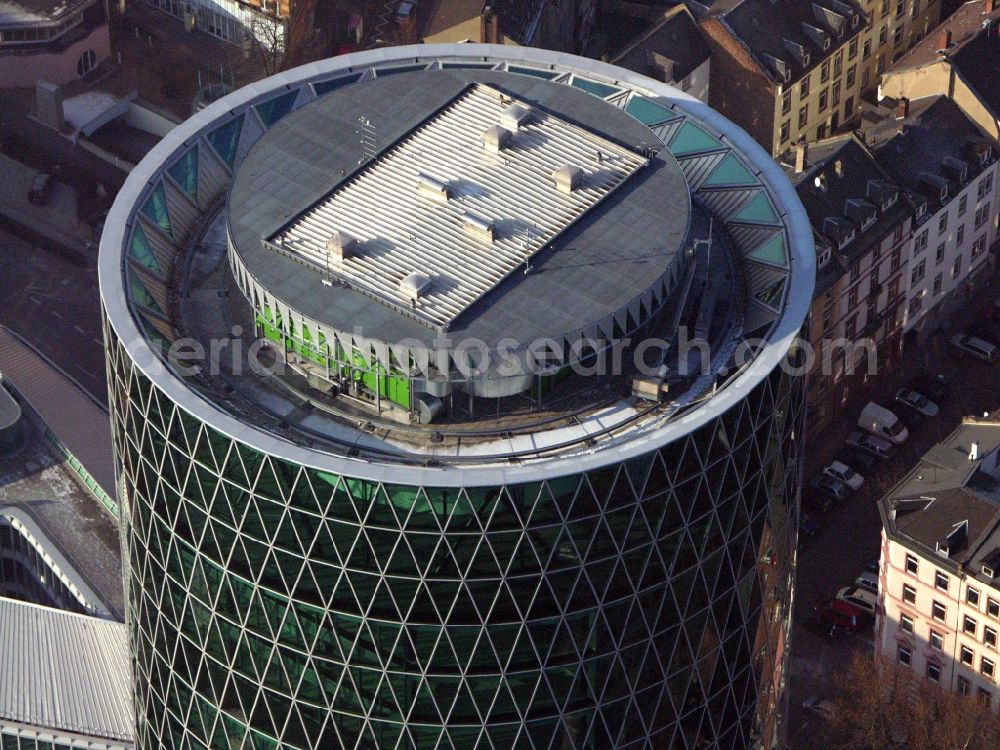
312, 73, 362, 96
507, 65, 558, 79
749, 234, 789, 268
253, 90, 298, 128
207, 113, 245, 168
703, 153, 759, 187
166, 146, 198, 201
140, 182, 171, 237
570, 76, 620, 98
129, 224, 163, 276
375, 64, 425, 77
733, 191, 779, 224
624, 96, 674, 126
668, 121, 723, 156
755, 276, 787, 309
128, 267, 165, 316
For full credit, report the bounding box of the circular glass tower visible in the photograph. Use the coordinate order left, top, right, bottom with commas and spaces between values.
100, 45, 814, 750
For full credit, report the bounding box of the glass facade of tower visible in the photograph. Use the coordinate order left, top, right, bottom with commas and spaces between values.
107, 324, 804, 750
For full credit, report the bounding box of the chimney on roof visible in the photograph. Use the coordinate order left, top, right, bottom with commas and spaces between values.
971, 441, 981, 461
834, 159, 843, 177
795, 141, 808, 174
896, 96, 909, 120
938, 28, 952, 50
987, 0, 995, 13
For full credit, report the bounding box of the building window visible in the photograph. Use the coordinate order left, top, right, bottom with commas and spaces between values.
819, 87, 829, 113
909, 296, 922, 318
898, 646, 912, 665
982, 657, 995, 678
979, 172, 994, 200
76, 49, 97, 77
965, 615, 979, 635
911, 259, 926, 284
957, 225, 965, 246
800, 73, 811, 97
851, 262, 860, 281
987, 627, 998, 649
978, 688, 992, 707
975, 202, 991, 230
953, 254, 962, 278
959, 194, 968, 216
816, 123, 827, 140
877, 54, 886, 74
900, 613, 914, 632
935, 571, 949, 591
888, 277, 900, 301
832, 81, 842, 107
933, 273, 943, 294
989, 598, 1000, 618
844, 96, 854, 121
959, 676, 972, 695
930, 629, 943, 649
863, 38, 872, 60
845, 314, 858, 340
905, 554, 919, 574
903, 583, 917, 603
894, 25, 904, 46
894, 224, 904, 243
935, 242, 946, 264
969, 587, 982, 608
879, 25, 888, 46
896, 0, 905, 15
849, 287, 859, 308
834, 51, 843, 78
891, 248, 901, 271
932, 600, 946, 621
914, 229, 929, 255
821, 60, 830, 83
881, 0, 889, 14
938, 212, 948, 233
780, 120, 790, 143
972, 235, 986, 259
798, 105, 808, 129
926, 662, 941, 681
962, 645, 975, 665
782, 89, 791, 115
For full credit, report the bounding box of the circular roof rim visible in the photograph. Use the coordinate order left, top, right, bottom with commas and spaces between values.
99, 43, 816, 487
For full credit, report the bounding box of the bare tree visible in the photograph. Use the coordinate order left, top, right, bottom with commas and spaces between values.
239, 13, 287, 80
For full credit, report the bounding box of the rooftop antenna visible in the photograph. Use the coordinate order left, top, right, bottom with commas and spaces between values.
358, 116, 376, 164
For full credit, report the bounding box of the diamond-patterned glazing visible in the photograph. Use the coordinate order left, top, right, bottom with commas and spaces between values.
105, 319, 806, 750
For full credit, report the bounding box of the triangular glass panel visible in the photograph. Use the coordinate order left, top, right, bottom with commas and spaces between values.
703, 153, 759, 188
624, 95, 674, 126
754, 275, 787, 310
668, 121, 723, 156
570, 76, 620, 98
166, 146, 198, 201
733, 190, 779, 224
207, 113, 245, 168
254, 89, 298, 128
748, 233, 789, 268
140, 181, 171, 236
129, 223, 163, 276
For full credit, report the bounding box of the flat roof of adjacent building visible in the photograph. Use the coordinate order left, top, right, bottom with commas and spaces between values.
0, 0, 91, 26
0, 597, 132, 743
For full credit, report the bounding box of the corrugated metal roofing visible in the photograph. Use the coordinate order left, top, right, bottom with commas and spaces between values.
0, 597, 132, 742
272, 83, 646, 329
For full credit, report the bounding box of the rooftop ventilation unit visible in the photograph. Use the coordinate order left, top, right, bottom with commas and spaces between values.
326, 231, 357, 262
400, 271, 432, 300
481, 124, 512, 154
552, 164, 584, 194
499, 103, 532, 132
416, 173, 450, 204
463, 212, 495, 242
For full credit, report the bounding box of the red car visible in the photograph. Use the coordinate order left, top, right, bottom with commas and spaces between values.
982, 299, 1000, 324
815, 598, 863, 632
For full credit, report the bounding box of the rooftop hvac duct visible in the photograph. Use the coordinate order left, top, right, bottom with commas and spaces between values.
551, 164, 583, 194
326, 230, 357, 262
416, 173, 450, 203
481, 124, 512, 154
463, 212, 495, 242
498, 102, 531, 132
400, 271, 432, 300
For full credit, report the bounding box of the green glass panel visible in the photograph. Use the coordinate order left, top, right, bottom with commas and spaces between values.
755, 276, 786, 309
253, 90, 298, 128
570, 76, 620, 98
624, 96, 674, 126
207, 113, 245, 168
129, 224, 163, 276
703, 153, 759, 187
312, 73, 362, 96
375, 64, 426, 77
749, 234, 789, 268
167, 146, 198, 201
733, 191, 779, 224
668, 120, 723, 156
140, 181, 171, 236
128, 267, 165, 316
507, 65, 559, 79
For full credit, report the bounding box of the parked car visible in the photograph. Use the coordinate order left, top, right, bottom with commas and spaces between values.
858, 402, 908, 444
982, 298, 1000, 324
968, 320, 1000, 347
846, 430, 898, 460
949, 333, 998, 363
894, 388, 939, 418
855, 571, 878, 595
396, 0, 416, 22
836, 585, 877, 617
815, 598, 863, 632
822, 460, 865, 491
802, 696, 837, 720
837, 447, 876, 473
811, 476, 852, 501
802, 491, 834, 514
27, 172, 52, 205
907, 374, 949, 403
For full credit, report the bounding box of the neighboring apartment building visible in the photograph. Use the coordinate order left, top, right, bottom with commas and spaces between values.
699, 0, 940, 156
878, 417, 1000, 709
0, 0, 110, 88
423, 0, 596, 54
880, 0, 1000, 140
865, 96, 999, 332
793, 134, 912, 436
143, 0, 301, 45
611, 5, 711, 103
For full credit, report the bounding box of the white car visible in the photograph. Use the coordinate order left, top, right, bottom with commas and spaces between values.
836, 585, 877, 617
396, 0, 416, 22
894, 388, 939, 418
949, 334, 998, 363
822, 460, 865, 491
855, 571, 878, 595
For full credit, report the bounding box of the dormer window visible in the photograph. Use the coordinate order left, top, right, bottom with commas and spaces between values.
939, 185, 948, 201
981, 148, 992, 166
985, 564, 996, 578
915, 202, 926, 219
839, 231, 855, 249
882, 193, 897, 211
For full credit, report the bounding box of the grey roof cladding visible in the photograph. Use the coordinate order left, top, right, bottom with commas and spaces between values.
887, 0, 1000, 72
0, 598, 132, 743
229, 69, 691, 350
612, 6, 711, 83
793, 134, 909, 265
873, 96, 993, 216
882, 421, 1000, 584
720, 0, 866, 83
951, 27, 1000, 119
